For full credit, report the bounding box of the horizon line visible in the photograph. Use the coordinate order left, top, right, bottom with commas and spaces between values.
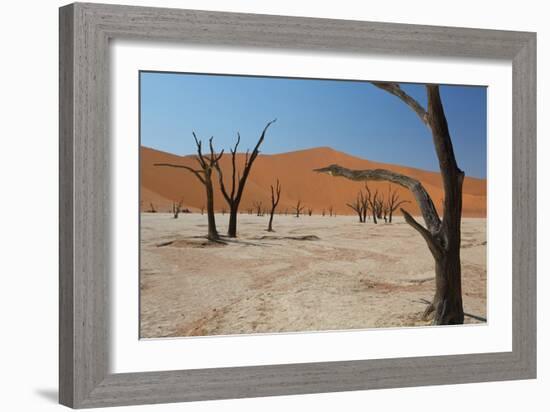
141, 144, 487, 181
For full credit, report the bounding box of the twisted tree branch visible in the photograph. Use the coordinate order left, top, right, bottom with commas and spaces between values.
314, 165, 441, 233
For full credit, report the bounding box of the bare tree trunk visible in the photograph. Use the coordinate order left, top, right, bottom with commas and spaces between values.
155, 134, 224, 241
228, 205, 238, 235
253, 201, 263, 217
267, 179, 281, 232
346, 195, 363, 222
315, 83, 465, 325
173, 200, 183, 219
294, 200, 304, 217
215, 120, 276, 238
360, 190, 368, 223
424, 84, 464, 324
267, 213, 275, 231
429, 237, 463, 324
365, 184, 378, 224
205, 179, 218, 240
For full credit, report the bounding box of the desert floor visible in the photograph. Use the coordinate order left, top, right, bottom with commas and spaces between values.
140, 213, 486, 338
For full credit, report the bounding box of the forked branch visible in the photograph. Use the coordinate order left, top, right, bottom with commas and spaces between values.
213, 119, 276, 237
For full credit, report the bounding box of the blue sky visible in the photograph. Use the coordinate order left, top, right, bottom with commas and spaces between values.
140, 72, 487, 178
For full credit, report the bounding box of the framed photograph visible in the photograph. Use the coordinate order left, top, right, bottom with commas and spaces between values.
59, 2, 536, 408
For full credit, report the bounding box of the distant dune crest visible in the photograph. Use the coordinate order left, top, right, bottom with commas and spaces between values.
140, 146, 486, 217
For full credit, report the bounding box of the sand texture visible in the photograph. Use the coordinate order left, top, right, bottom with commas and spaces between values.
140, 213, 486, 338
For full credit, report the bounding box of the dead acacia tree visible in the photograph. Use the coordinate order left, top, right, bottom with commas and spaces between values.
328, 205, 334, 217
381, 196, 388, 223
307, 208, 313, 216
315, 83, 465, 325
386, 184, 410, 223
364, 184, 379, 224
148, 202, 157, 213
155, 134, 224, 241
348, 190, 370, 223
200, 205, 205, 215
214, 120, 276, 237
267, 179, 282, 232
293, 200, 305, 218
376, 194, 385, 221
346, 193, 364, 223
360, 190, 369, 223
322, 208, 326, 217
253, 201, 263, 217
172, 199, 183, 219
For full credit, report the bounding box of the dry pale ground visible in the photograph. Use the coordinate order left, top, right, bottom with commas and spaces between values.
140, 213, 486, 338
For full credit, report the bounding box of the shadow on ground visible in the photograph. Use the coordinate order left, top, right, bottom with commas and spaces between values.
35, 389, 58, 403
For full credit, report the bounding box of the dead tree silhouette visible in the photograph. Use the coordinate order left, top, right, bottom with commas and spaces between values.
155, 133, 224, 241
381, 196, 388, 223
314, 83, 465, 325
346, 192, 365, 222
172, 199, 183, 219
214, 120, 276, 237
348, 190, 370, 223
293, 200, 305, 218
253, 201, 263, 217
376, 194, 384, 220
360, 190, 369, 223
364, 184, 379, 224
148, 202, 157, 213
267, 179, 282, 232
386, 184, 410, 223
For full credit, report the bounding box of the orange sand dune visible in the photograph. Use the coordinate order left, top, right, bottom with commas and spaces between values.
140, 146, 486, 217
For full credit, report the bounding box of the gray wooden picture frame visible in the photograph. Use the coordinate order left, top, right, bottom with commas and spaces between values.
59, 2, 536, 409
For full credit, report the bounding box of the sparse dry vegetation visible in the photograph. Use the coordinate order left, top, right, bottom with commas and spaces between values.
140, 82, 486, 336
